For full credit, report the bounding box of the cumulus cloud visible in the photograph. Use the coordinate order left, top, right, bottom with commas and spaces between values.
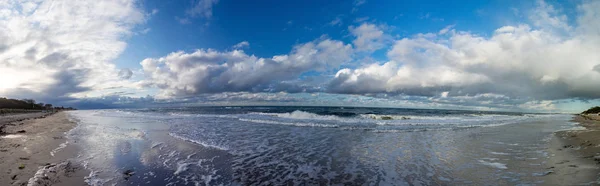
349, 23, 390, 52
232, 41, 250, 49
329, 0, 600, 104
141, 38, 353, 98
0, 0, 146, 101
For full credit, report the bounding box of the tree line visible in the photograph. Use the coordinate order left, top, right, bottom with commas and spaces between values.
0, 97, 75, 110
582, 106, 600, 114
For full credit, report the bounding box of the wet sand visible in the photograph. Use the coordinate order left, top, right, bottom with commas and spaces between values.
0, 112, 87, 186
543, 114, 600, 185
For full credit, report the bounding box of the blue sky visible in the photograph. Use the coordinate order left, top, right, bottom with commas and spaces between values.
1, 0, 600, 113
119, 0, 537, 67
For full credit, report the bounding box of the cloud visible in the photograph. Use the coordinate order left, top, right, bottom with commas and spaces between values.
232, 41, 250, 49
3, 0, 597, 112
118, 68, 134, 79
140, 28, 151, 34
175, 17, 191, 24
529, 0, 571, 34
186, 0, 219, 19
141, 38, 353, 98
352, 0, 367, 13
439, 24, 455, 35
329, 17, 342, 26
354, 17, 369, 23
349, 23, 390, 52
0, 0, 146, 101
594, 64, 600, 73
329, 0, 600, 104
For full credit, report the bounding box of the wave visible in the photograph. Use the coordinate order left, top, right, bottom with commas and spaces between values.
478, 160, 507, 169
360, 114, 416, 120
253, 110, 344, 121
169, 133, 229, 151
239, 118, 339, 128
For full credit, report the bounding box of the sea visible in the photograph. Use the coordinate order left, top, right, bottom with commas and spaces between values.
63, 106, 577, 185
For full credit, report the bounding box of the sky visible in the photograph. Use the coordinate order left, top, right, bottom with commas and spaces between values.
1, 0, 600, 113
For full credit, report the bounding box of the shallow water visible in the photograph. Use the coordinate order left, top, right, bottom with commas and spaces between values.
66, 107, 575, 185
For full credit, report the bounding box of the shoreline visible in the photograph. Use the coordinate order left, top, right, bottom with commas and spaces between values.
0, 111, 87, 186
543, 114, 600, 185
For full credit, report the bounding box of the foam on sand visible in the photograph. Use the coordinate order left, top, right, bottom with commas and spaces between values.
28, 161, 81, 186
50, 141, 68, 157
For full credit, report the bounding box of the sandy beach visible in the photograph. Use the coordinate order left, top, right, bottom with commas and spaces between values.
543, 114, 600, 185
0, 112, 87, 186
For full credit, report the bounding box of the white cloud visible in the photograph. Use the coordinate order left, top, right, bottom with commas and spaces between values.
176, 17, 191, 24
329, 17, 342, 26
439, 24, 455, 35
140, 28, 151, 34
349, 23, 390, 52
186, 0, 219, 19
233, 41, 250, 49
0, 0, 146, 101
141, 39, 353, 98
352, 0, 366, 12
529, 0, 571, 33
354, 0, 366, 6
330, 0, 600, 103
118, 68, 134, 79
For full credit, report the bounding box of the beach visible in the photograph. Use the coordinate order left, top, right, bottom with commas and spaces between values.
0, 112, 87, 186
1, 108, 599, 185
543, 114, 600, 185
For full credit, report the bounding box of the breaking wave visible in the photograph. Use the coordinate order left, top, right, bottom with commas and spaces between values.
238, 118, 339, 128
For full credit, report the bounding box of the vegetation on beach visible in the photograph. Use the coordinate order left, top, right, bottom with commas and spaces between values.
0, 97, 75, 113
582, 106, 600, 114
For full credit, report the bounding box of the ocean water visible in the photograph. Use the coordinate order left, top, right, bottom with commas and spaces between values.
65, 107, 575, 185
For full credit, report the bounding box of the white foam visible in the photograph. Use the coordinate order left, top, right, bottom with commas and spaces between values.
478, 160, 507, 169
489, 151, 510, 155
239, 118, 339, 128
169, 133, 229, 151
275, 110, 342, 121
2, 134, 25, 139
171, 112, 239, 119
174, 161, 193, 175
151, 142, 164, 149
50, 141, 68, 157
360, 114, 422, 120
